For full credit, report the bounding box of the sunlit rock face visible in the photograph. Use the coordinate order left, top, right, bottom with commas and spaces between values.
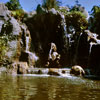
0, 3, 37, 67
0, 3, 21, 61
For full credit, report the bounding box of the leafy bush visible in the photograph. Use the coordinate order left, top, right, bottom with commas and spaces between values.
65, 11, 88, 35
11, 9, 26, 21
0, 35, 8, 65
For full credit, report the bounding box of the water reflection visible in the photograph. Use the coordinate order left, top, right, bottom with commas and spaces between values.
0, 74, 100, 100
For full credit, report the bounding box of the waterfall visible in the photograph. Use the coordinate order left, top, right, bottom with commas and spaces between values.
25, 30, 39, 67
26, 36, 30, 51
60, 14, 67, 35
89, 42, 95, 54
89, 33, 100, 54
60, 14, 68, 47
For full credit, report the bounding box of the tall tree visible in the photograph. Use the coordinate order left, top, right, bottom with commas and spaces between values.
89, 6, 100, 35
42, 0, 60, 10
5, 0, 22, 10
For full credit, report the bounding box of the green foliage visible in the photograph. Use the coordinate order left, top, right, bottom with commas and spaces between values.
65, 11, 88, 34
0, 35, 8, 64
57, 6, 69, 15
89, 6, 100, 35
5, 0, 22, 10
42, 0, 60, 10
70, 4, 82, 12
6, 0, 27, 21
90, 6, 100, 16
11, 9, 25, 20
69, 4, 88, 18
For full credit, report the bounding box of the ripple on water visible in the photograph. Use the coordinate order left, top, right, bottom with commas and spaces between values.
0, 74, 100, 100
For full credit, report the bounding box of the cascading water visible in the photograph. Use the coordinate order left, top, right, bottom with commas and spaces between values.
60, 14, 68, 47
26, 35, 30, 52
25, 30, 39, 67
88, 33, 100, 54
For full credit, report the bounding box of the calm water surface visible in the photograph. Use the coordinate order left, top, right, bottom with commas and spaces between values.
0, 74, 100, 100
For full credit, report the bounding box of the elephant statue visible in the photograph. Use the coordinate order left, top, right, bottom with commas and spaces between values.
70, 65, 85, 76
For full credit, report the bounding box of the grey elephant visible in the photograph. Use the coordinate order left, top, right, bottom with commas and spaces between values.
70, 65, 85, 76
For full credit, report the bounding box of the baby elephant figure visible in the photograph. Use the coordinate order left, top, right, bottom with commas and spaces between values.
45, 42, 61, 68
70, 65, 85, 76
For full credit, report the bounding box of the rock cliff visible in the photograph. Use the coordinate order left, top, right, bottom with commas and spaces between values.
0, 3, 37, 69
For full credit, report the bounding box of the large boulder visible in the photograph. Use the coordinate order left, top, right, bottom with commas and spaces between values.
8, 62, 28, 74
48, 68, 60, 76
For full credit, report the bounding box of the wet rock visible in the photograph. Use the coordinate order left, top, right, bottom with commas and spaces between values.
62, 70, 66, 74
37, 69, 43, 74
19, 51, 38, 67
17, 62, 28, 74
8, 62, 28, 74
48, 68, 60, 76
70, 65, 85, 76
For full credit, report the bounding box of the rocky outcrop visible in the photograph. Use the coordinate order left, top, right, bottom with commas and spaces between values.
0, 3, 21, 61
8, 62, 28, 74
89, 45, 100, 76
77, 30, 100, 75
25, 7, 68, 67
0, 3, 37, 68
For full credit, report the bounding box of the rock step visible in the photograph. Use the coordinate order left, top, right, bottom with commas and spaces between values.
27, 68, 71, 75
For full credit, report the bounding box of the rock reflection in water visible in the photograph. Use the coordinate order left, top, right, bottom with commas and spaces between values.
0, 75, 100, 100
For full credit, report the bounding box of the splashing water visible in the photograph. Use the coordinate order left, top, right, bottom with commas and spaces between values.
32, 53, 39, 61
